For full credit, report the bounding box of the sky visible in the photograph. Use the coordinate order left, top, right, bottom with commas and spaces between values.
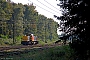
11, 0, 62, 23
11, 0, 62, 35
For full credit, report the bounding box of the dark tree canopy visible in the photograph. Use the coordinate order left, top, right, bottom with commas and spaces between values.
55, 0, 90, 60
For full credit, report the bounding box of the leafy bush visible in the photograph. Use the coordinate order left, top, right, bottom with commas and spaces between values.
3, 45, 74, 60
1, 34, 8, 39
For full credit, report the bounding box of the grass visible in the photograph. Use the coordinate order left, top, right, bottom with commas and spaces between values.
0, 45, 73, 60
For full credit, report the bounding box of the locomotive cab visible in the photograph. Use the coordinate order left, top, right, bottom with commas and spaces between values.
21, 34, 38, 45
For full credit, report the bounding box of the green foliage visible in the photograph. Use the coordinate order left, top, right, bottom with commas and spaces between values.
15, 36, 22, 44
1, 34, 8, 39
0, 38, 13, 45
0, 0, 58, 45
0, 45, 74, 60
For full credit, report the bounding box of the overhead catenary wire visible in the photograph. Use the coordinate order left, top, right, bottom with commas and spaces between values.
36, 0, 60, 14
28, 0, 58, 15
44, 0, 60, 10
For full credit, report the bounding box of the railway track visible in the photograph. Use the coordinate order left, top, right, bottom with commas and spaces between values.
0, 43, 68, 57
0, 43, 62, 52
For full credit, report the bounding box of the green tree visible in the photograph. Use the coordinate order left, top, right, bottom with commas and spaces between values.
55, 0, 90, 59
23, 4, 38, 34
0, 0, 12, 35
12, 3, 24, 37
